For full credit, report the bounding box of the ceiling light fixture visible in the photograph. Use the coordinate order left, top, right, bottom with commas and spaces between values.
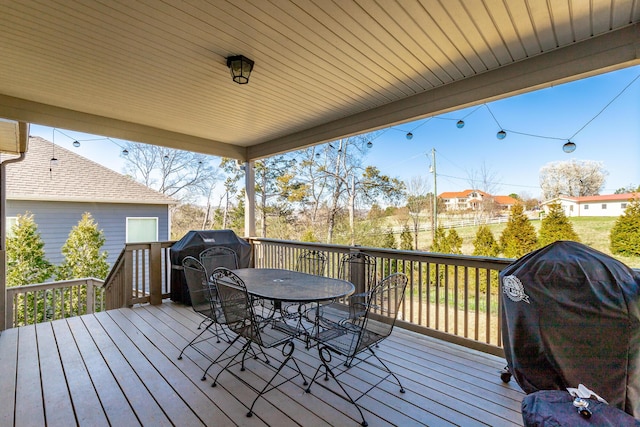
226, 55, 254, 84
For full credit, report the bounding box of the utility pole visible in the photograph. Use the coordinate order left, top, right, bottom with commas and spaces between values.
431, 148, 437, 243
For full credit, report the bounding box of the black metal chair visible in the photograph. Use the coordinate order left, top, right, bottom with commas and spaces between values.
295, 249, 327, 275
273, 249, 328, 321
329, 252, 377, 319
305, 272, 409, 427
177, 256, 229, 362
199, 246, 238, 277
209, 267, 307, 418
305, 252, 377, 339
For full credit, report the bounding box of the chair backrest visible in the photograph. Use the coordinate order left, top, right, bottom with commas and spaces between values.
200, 247, 239, 277
182, 256, 216, 316
352, 272, 408, 354
339, 252, 377, 291
295, 250, 327, 276
211, 267, 263, 345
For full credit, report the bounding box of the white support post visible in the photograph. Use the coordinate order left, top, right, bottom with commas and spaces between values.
244, 160, 256, 238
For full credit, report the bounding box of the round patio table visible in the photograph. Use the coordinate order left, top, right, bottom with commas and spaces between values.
231, 268, 354, 303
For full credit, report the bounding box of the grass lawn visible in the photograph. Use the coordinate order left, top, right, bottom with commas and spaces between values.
411, 216, 640, 268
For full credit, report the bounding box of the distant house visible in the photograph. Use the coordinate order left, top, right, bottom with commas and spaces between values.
439, 189, 519, 212
541, 193, 637, 217
6, 137, 177, 266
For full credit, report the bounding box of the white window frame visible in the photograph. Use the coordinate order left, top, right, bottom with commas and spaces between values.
5, 216, 17, 237
126, 217, 159, 243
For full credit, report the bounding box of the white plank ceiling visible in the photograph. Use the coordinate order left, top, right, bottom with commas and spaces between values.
0, 0, 638, 160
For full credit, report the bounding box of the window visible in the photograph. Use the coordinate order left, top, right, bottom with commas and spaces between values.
126, 217, 158, 243
601, 204, 607, 210
569, 205, 574, 212
5, 217, 17, 237
584, 205, 589, 210
621, 203, 627, 209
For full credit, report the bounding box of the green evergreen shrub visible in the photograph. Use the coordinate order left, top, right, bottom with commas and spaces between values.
610, 197, 640, 256
472, 225, 500, 256
500, 204, 537, 258
538, 202, 580, 246
400, 225, 413, 250
56, 212, 110, 280
6, 212, 53, 287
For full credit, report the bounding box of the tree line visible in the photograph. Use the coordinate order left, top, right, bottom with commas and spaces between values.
118, 134, 638, 257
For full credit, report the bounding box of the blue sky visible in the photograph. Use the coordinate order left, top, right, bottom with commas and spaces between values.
29, 65, 639, 201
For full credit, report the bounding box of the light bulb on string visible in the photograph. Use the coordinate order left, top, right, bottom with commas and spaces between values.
496, 130, 507, 140
456, 120, 465, 129
122, 149, 129, 156
315, 152, 320, 158
406, 132, 413, 140
563, 141, 576, 153
366, 141, 372, 148
72, 140, 80, 148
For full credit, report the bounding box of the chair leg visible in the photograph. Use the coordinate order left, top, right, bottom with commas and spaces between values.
368, 348, 405, 393
211, 340, 251, 386
201, 335, 241, 380
178, 320, 214, 360
247, 341, 307, 418
305, 346, 368, 427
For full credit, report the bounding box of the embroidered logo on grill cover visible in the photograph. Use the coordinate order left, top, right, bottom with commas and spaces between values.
502, 275, 530, 303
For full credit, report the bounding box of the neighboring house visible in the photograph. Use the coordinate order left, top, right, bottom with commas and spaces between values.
439, 189, 519, 212
6, 136, 177, 266
541, 193, 637, 217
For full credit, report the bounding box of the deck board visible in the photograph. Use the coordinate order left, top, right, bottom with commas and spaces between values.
0, 301, 525, 426
35, 322, 76, 427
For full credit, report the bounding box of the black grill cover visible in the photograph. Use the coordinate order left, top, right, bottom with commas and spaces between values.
170, 230, 252, 304
500, 241, 640, 417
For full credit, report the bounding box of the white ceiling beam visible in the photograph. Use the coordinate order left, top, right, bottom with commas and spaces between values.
0, 95, 247, 159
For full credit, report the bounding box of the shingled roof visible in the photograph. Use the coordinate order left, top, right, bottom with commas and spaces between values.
6, 137, 176, 205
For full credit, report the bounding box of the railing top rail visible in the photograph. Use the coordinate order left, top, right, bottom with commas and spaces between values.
6, 278, 105, 294
248, 237, 514, 269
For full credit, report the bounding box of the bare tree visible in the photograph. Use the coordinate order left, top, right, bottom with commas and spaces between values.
254, 155, 301, 237
121, 142, 219, 203
539, 159, 608, 200
467, 162, 501, 219
405, 176, 431, 250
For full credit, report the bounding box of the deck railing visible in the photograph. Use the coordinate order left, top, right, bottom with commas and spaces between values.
103, 241, 174, 309
84, 237, 512, 356
249, 238, 513, 356
5, 278, 105, 328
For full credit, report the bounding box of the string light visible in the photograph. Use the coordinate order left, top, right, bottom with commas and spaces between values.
562, 141, 576, 153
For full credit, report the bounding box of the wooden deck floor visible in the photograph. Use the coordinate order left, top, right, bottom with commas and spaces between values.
0, 301, 524, 426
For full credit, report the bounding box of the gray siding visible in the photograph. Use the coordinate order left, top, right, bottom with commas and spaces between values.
7, 201, 170, 266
